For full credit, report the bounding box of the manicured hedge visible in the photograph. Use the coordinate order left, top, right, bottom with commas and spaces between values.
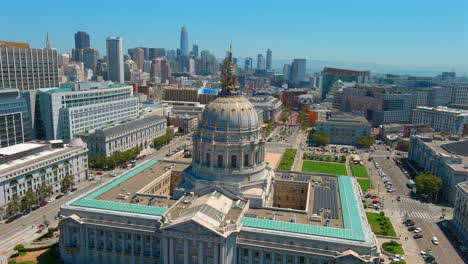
14, 242, 58, 252
277, 149, 297, 170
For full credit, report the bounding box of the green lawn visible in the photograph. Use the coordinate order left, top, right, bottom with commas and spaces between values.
357, 178, 373, 192
277, 149, 297, 170
351, 164, 369, 178
366, 212, 398, 237
301, 161, 347, 175
382, 241, 405, 255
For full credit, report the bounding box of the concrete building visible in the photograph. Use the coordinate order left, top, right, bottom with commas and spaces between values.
411, 106, 468, 134
248, 95, 283, 122
266, 49, 272, 71
83, 48, 99, 71
371, 93, 413, 124
451, 85, 468, 105
79, 115, 166, 157
149, 48, 166, 60
256, 54, 265, 70
128, 48, 145, 70
280, 89, 308, 109
106, 37, 124, 83
180, 27, 189, 56
162, 88, 198, 102
291, 59, 306, 85
75, 31, 90, 49
0, 90, 33, 147
35, 85, 139, 142
0, 138, 88, 210
316, 113, 372, 146
408, 136, 468, 203
59, 49, 378, 264
168, 115, 198, 132
320, 68, 370, 101
150, 58, 172, 82
453, 182, 468, 244
0, 41, 59, 90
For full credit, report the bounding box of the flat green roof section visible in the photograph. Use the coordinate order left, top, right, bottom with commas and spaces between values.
70, 159, 168, 216
242, 175, 366, 241
72, 199, 167, 216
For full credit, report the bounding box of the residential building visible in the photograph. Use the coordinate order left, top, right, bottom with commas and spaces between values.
408, 136, 468, 203
0, 41, 59, 91
59, 48, 378, 264
320, 67, 370, 101
75, 31, 90, 49
35, 85, 139, 142
180, 26, 189, 56
266, 49, 272, 71
248, 95, 283, 122
453, 182, 468, 244
412, 106, 468, 134
106, 37, 124, 83
168, 114, 198, 132
0, 138, 88, 209
291, 59, 306, 85
316, 113, 372, 145
0, 90, 32, 147
79, 115, 166, 157
280, 89, 308, 108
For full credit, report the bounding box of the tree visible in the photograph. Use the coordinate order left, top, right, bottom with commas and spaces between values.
7, 194, 20, 215
312, 131, 331, 146
298, 106, 309, 130
357, 136, 376, 148
280, 106, 291, 123
37, 184, 53, 202
22, 189, 37, 209
61, 175, 75, 191
414, 172, 443, 199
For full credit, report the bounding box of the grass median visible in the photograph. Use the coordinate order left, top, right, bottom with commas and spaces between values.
301, 160, 347, 175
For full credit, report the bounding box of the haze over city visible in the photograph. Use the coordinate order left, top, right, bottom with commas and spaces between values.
2, 0, 467, 75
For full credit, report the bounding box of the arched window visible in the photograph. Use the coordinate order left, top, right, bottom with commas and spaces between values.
25, 174, 33, 189
10, 179, 19, 195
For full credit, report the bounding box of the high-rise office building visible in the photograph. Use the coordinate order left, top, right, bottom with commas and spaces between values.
244, 57, 253, 72
149, 48, 166, 60
74, 31, 90, 49
0, 89, 32, 147
283, 64, 291, 81
291, 59, 306, 85
128, 48, 145, 70
257, 54, 265, 70
82, 48, 99, 71
192, 44, 199, 58
72, 48, 84, 62
266, 49, 272, 71
166, 49, 176, 60
0, 41, 59, 91
150, 58, 172, 82
180, 26, 189, 56
106, 37, 124, 83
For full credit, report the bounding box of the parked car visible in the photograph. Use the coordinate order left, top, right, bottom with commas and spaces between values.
414, 234, 423, 239
56, 194, 65, 199
372, 200, 381, 204
459, 245, 468, 253
31, 205, 40, 211
40, 201, 48, 207
396, 196, 401, 201
5, 216, 16, 223
96, 172, 104, 175
370, 195, 377, 199
414, 227, 422, 233
47, 198, 55, 203
405, 220, 415, 226
71, 187, 78, 192
23, 208, 32, 215
432, 237, 439, 245
408, 226, 416, 231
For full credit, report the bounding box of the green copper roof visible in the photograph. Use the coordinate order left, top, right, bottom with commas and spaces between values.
70, 159, 168, 216
242, 175, 366, 241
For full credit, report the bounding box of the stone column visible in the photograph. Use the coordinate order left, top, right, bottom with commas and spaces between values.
271, 252, 276, 264
184, 239, 190, 264
259, 250, 264, 264
94, 228, 98, 250
248, 248, 253, 264
162, 237, 169, 264
198, 241, 204, 264
169, 238, 175, 264
224, 147, 229, 169
150, 236, 154, 257
240, 147, 244, 169
112, 231, 116, 253
294, 255, 299, 264
131, 233, 135, 254
121, 232, 125, 254
213, 244, 219, 264
220, 244, 226, 264
283, 253, 287, 264
238, 247, 243, 264
103, 230, 107, 250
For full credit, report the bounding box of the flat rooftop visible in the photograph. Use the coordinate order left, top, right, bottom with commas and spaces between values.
0, 143, 43, 156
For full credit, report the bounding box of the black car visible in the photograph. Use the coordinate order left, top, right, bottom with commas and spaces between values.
5, 216, 16, 223
406, 221, 416, 226
23, 208, 32, 215
31, 205, 40, 211
56, 194, 65, 199
39, 201, 48, 207
414, 234, 423, 239
71, 187, 78, 192
408, 226, 417, 231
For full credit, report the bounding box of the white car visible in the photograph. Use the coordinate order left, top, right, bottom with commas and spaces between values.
47, 198, 55, 203
432, 237, 439, 245
414, 227, 422, 233
420, 250, 427, 255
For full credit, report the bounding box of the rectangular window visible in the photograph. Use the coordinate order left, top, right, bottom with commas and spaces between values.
244, 154, 249, 167
231, 155, 237, 168
218, 155, 223, 168
206, 153, 211, 167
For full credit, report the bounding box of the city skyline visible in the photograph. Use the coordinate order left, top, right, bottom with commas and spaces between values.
1, 0, 466, 73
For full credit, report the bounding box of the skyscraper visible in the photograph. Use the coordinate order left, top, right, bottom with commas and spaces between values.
192, 44, 199, 58
128, 47, 145, 70
166, 49, 176, 60
291, 59, 306, 85
244, 57, 253, 72
75, 31, 90, 49
180, 26, 189, 56
106, 37, 124, 83
83, 48, 99, 71
283, 63, 291, 81
266, 49, 272, 71
257, 54, 266, 70
148, 48, 166, 60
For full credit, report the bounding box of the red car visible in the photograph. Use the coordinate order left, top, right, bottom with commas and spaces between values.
370, 195, 377, 199
372, 200, 381, 204
140, 156, 146, 160
96, 172, 104, 175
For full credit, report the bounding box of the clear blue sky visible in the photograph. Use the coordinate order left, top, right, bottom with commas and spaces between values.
2, 0, 467, 71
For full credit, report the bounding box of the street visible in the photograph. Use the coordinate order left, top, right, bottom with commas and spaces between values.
366, 142, 466, 264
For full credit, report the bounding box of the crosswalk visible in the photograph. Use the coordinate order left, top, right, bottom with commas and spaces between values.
399, 197, 423, 204
403, 210, 439, 221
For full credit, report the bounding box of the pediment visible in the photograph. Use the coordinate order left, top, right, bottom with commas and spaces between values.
162, 218, 223, 237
